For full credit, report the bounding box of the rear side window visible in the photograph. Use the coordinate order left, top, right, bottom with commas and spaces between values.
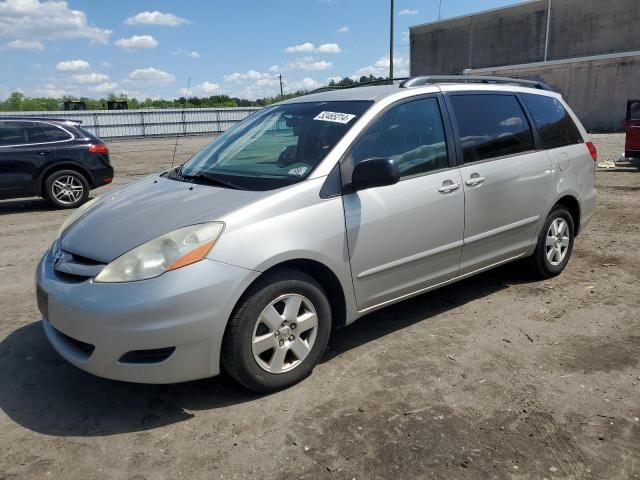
450, 94, 534, 163
25, 122, 72, 143
0, 121, 28, 146
350, 97, 449, 178
521, 94, 583, 149
628, 101, 640, 121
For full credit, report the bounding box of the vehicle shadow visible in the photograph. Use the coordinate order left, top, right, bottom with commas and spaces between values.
0, 262, 537, 438
0, 197, 55, 214
324, 262, 527, 360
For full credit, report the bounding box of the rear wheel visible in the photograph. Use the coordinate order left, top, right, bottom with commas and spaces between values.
222, 270, 331, 392
527, 206, 575, 278
44, 170, 89, 209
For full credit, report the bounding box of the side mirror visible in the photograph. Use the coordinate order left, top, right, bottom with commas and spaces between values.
351, 158, 400, 191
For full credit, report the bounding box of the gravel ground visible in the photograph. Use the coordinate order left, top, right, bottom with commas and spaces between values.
0, 133, 638, 480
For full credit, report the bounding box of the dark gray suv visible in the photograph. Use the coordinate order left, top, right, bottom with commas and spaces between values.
0, 117, 114, 208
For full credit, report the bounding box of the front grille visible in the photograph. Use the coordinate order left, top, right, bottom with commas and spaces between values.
119, 347, 176, 365
52, 248, 105, 279
53, 326, 95, 359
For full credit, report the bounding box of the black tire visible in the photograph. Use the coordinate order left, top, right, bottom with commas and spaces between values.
527, 206, 575, 278
222, 269, 332, 392
43, 169, 90, 209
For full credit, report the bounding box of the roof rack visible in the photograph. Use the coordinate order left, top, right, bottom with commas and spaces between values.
399, 75, 553, 91
307, 77, 409, 95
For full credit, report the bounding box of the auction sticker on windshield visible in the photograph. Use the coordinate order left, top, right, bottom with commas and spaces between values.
314, 111, 356, 124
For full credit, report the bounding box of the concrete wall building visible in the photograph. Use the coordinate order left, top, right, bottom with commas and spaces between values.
410, 0, 640, 130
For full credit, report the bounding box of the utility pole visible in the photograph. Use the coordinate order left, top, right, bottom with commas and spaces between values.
543, 0, 552, 62
279, 74, 284, 97
389, 0, 394, 79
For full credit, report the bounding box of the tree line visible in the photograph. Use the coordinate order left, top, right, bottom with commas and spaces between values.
0, 75, 386, 112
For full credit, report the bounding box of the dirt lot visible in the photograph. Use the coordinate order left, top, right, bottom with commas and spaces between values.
0, 134, 638, 480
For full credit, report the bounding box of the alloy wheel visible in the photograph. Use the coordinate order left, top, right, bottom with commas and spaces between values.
545, 218, 570, 266
51, 175, 85, 205
251, 293, 318, 374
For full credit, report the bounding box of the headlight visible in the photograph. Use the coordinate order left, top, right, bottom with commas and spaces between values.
94, 222, 224, 283
57, 197, 98, 237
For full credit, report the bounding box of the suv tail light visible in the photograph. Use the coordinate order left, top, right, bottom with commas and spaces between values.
586, 141, 598, 162
88, 143, 109, 154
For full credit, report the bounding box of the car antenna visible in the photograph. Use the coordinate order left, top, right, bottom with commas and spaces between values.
171, 75, 191, 169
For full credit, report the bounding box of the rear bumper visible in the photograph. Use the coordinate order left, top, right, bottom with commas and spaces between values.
579, 187, 597, 233
89, 165, 114, 188
36, 247, 259, 384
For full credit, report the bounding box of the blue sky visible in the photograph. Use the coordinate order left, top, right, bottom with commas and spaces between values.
0, 0, 524, 100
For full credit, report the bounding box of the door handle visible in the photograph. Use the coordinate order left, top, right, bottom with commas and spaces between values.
438, 181, 460, 193
465, 175, 486, 186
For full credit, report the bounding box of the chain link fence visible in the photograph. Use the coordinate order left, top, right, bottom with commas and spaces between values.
0, 107, 260, 140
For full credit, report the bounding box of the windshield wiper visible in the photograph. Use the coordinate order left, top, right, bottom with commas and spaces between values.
181, 172, 247, 190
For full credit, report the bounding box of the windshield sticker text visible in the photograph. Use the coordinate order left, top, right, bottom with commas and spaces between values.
314, 111, 356, 124
288, 166, 308, 176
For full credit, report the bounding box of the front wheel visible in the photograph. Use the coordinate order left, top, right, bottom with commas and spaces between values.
222, 270, 332, 392
527, 206, 575, 278
44, 170, 89, 209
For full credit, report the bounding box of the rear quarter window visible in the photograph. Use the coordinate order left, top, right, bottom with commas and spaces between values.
26, 123, 73, 143
521, 94, 583, 149
449, 94, 534, 163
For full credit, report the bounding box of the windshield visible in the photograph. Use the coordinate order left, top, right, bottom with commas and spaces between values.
180, 100, 372, 190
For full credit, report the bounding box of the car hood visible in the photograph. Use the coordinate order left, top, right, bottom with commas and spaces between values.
60, 175, 270, 263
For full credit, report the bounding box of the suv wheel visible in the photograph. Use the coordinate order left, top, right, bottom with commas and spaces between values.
222, 270, 331, 392
527, 206, 575, 278
44, 170, 89, 209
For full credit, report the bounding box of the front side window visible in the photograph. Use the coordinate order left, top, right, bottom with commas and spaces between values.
450, 94, 534, 163
521, 94, 582, 149
0, 122, 27, 146
349, 97, 449, 178
181, 101, 372, 190
26, 123, 72, 143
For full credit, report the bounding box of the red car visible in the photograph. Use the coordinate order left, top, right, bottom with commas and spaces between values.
625, 100, 640, 159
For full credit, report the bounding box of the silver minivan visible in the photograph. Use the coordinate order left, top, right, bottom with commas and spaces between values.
36, 76, 597, 392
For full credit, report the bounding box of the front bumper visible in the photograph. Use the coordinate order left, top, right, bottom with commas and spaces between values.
36, 247, 259, 384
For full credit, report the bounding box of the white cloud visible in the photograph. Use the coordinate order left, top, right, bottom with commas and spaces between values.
287, 77, 322, 91
5, 39, 44, 50
0, 0, 111, 45
317, 43, 341, 53
285, 42, 341, 54
353, 55, 409, 79
127, 67, 175, 83
115, 35, 158, 50
71, 72, 109, 84
224, 70, 273, 83
90, 82, 118, 93
125, 11, 188, 27
285, 42, 315, 53
337, 25, 349, 33
174, 49, 201, 58
56, 60, 90, 72
287, 57, 333, 71
399, 8, 418, 15
0, 85, 10, 99
33, 84, 66, 98
179, 81, 220, 96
